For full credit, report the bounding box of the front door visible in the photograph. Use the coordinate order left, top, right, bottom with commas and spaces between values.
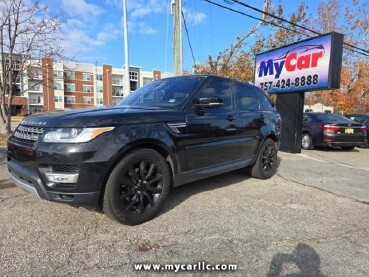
184, 78, 240, 172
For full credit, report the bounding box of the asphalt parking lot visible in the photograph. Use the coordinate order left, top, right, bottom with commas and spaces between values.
0, 147, 368, 276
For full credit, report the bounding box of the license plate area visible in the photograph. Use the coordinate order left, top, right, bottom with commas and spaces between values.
345, 128, 354, 134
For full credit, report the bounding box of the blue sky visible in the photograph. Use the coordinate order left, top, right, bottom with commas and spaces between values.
46, 0, 322, 73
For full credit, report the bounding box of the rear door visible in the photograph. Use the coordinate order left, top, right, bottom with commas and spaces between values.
235, 84, 265, 158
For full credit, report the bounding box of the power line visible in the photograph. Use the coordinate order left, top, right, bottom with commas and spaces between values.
182, 10, 196, 66
202, 0, 369, 57
229, 0, 369, 56
203, 0, 311, 37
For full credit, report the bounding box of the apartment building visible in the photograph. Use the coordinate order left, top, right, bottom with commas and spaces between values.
9, 58, 172, 115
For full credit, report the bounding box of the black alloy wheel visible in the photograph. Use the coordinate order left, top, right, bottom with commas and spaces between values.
120, 160, 163, 214
250, 138, 278, 179
103, 149, 170, 225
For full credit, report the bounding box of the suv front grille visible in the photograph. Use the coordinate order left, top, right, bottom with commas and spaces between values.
14, 125, 45, 141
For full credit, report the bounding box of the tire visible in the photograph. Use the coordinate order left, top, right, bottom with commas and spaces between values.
250, 138, 278, 179
301, 133, 314, 150
103, 149, 171, 225
341, 146, 355, 151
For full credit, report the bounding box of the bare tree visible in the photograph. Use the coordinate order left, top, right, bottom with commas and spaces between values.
0, 0, 63, 135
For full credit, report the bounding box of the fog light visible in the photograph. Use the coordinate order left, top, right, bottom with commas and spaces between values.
45, 172, 79, 184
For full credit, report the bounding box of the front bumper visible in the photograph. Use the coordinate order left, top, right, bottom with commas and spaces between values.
8, 159, 101, 207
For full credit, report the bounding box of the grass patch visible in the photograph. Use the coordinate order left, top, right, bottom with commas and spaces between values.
0, 134, 9, 147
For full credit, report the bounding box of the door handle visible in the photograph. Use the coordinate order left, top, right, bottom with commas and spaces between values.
227, 115, 236, 122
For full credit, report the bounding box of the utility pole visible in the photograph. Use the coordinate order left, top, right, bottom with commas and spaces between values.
123, 0, 130, 97
172, 0, 182, 76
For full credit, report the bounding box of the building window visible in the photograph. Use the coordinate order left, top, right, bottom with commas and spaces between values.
129, 71, 138, 81
143, 77, 152, 85
130, 81, 137, 92
113, 98, 121, 106
65, 83, 75, 92
53, 70, 63, 79
6, 58, 21, 71
83, 85, 92, 93
97, 98, 103, 105
112, 88, 123, 96
65, 71, 75, 80
28, 68, 42, 79
54, 81, 63, 90
29, 95, 42, 104
112, 75, 122, 85
83, 97, 92, 104
54, 96, 63, 103
96, 86, 103, 93
28, 80, 41, 91
82, 73, 92, 81
65, 96, 75, 104
96, 74, 103, 81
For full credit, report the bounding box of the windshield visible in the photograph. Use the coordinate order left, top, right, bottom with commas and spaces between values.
118, 76, 204, 108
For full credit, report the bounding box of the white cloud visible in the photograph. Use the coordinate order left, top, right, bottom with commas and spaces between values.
104, 0, 121, 8
183, 8, 207, 25
61, 0, 103, 19
97, 23, 122, 41
128, 0, 166, 18
65, 18, 85, 29
129, 21, 158, 35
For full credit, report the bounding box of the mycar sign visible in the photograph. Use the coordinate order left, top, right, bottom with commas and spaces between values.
254, 32, 344, 94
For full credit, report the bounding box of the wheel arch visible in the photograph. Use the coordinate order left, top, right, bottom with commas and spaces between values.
98, 139, 176, 208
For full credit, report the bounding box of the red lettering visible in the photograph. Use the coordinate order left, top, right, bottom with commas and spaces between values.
297, 54, 311, 70
285, 51, 324, 72
311, 51, 323, 67
285, 53, 297, 72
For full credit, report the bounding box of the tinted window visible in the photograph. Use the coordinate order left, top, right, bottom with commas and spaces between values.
197, 79, 233, 110
119, 77, 203, 108
235, 84, 259, 110
255, 88, 273, 110
315, 114, 353, 122
348, 116, 366, 124
303, 115, 312, 123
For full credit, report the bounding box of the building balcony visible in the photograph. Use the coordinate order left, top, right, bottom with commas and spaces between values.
29, 100, 43, 105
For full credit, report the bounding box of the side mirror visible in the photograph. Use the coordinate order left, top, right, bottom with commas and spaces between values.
193, 97, 223, 109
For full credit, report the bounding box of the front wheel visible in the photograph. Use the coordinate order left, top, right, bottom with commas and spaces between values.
250, 138, 278, 179
103, 149, 171, 225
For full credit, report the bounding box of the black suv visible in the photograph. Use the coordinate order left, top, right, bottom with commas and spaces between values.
8, 75, 281, 225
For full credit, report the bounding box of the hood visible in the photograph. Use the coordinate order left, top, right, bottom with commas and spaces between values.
20, 106, 184, 128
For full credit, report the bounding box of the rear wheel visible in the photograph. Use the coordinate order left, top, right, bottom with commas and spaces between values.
341, 146, 355, 151
301, 133, 314, 150
103, 149, 170, 225
250, 138, 278, 179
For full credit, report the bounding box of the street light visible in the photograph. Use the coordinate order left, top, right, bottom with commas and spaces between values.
123, 0, 130, 97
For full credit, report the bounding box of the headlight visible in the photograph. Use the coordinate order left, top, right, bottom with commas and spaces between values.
43, 127, 114, 143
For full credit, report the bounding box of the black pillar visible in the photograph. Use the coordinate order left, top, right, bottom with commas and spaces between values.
276, 92, 305, 153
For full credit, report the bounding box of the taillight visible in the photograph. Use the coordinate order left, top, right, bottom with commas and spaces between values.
318, 124, 340, 133
360, 126, 366, 133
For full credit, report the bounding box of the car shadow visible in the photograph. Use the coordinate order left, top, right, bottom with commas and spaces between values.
161, 156, 282, 215
267, 243, 324, 277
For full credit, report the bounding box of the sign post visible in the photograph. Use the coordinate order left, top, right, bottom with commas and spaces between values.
254, 32, 344, 153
